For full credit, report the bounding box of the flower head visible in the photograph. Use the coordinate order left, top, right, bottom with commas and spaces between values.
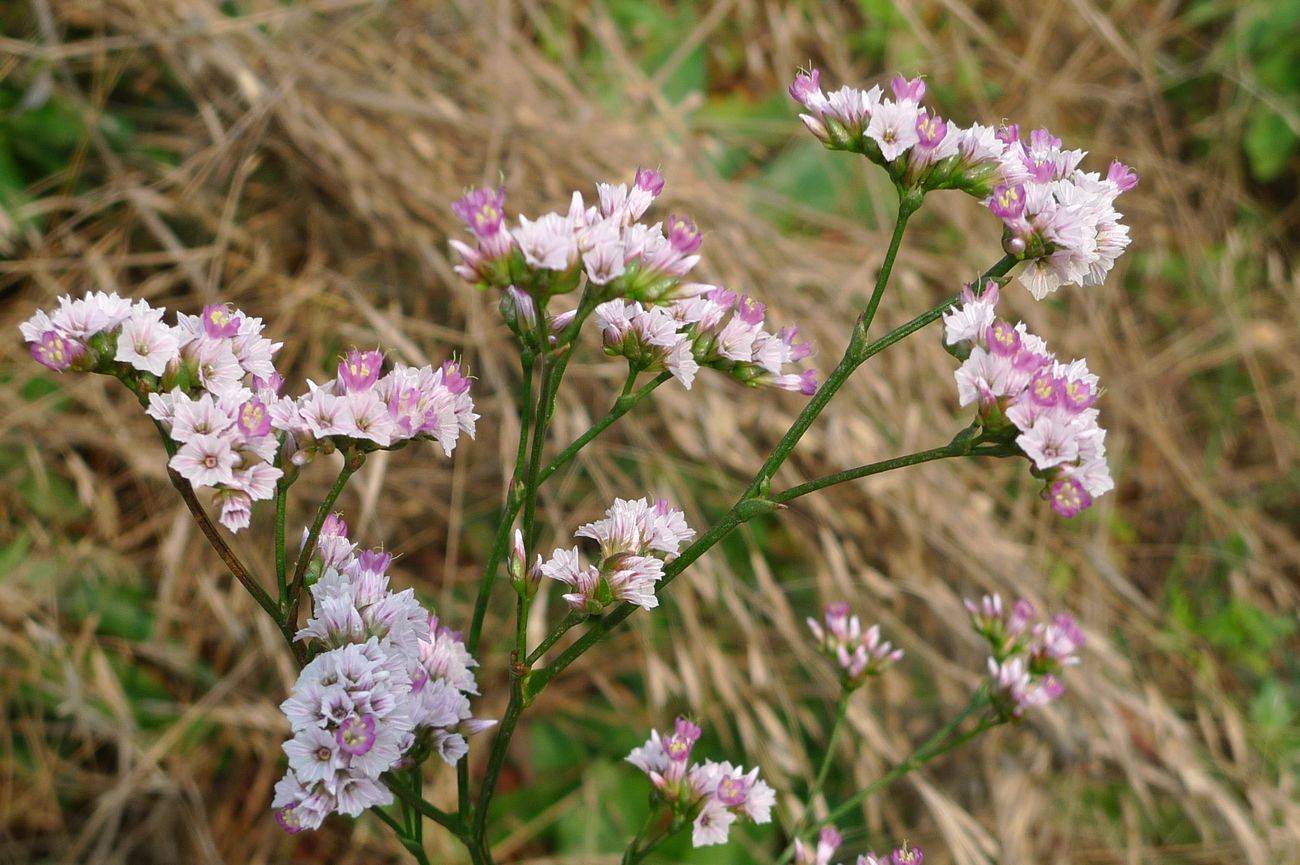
808, 602, 903, 688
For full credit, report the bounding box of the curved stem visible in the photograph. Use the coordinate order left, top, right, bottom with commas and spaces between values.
165, 468, 283, 626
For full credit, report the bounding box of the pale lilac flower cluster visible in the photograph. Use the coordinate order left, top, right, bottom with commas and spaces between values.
860, 844, 925, 865
451, 170, 700, 305
274, 515, 492, 833
539, 496, 695, 612
626, 717, 775, 848
789, 71, 1005, 195
672, 287, 818, 394
965, 592, 1085, 718
795, 829, 923, 865
451, 173, 818, 394
944, 283, 1113, 517
20, 292, 287, 532
985, 128, 1135, 298
807, 602, 904, 689
789, 69, 1135, 298
594, 286, 817, 394
268, 349, 477, 464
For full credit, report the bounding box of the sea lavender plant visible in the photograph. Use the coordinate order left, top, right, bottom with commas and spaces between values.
20, 66, 1132, 864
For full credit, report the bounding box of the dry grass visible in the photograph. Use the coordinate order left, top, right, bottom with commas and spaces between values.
0, 1, 1297, 863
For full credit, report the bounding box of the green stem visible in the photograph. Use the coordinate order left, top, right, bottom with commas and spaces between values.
524, 610, 585, 666
775, 442, 1021, 503
523, 246, 1020, 701
468, 350, 536, 654
285, 451, 364, 628
383, 774, 467, 835
803, 690, 850, 822
537, 370, 670, 485
776, 691, 998, 865
274, 479, 289, 604
621, 806, 667, 865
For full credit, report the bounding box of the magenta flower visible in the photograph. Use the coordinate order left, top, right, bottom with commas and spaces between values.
890, 74, 926, 103
1048, 476, 1092, 517
30, 330, 80, 371
336, 714, 378, 756
988, 183, 1027, 220
237, 398, 272, 438
201, 303, 242, 339
665, 214, 703, 254
634, 166, 665, 196
338, 349, 384, 393
452, 186, 507, 239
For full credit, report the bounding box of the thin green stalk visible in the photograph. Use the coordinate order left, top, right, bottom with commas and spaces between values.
523, 246, 1020, 700
524, 610, 585, 667
467, 350, 536, 653
274, 478, 289, 603
774, 442, 1020, 503
621, 806, 667, 865
776, 691, 998, 865
536, 369, 667, 482
804, 691, 850, 821
285, 451, 365, 627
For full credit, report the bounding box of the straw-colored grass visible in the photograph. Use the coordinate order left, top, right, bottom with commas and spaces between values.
1, 1, 1296, 863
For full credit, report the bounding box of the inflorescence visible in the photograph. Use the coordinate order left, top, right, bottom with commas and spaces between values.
966, 592, 1085, 717
789, 69, 1135, 299
450, 172, 819, 394
627, 716, 776, 847
944, 282, 1113, 516
539, 496, 695, 612
275, 515, 493, 832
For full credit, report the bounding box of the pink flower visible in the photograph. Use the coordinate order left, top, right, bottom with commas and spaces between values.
236, 398, 272, 437
808, 602, 903, 687
115, 308, 179, 376
512, 213, 579, 270
169, 433, 238, 487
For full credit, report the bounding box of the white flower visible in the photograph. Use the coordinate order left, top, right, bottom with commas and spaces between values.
168, 433, 238, 487
866, 99, 920, 162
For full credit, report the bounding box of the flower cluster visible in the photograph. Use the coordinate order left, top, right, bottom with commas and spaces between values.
274, 515, 491, 833
539, 496, 694, 612
860, 844, 925, 865
627, 717, 775, 847
807, 602, 904, 689
21, 292, 287, 532
795, 828, 923, 865
789, 69, 1135, 298
966, 592, 1085, 718
595, 287, 818, 394
270, 350, 477, 464
944, 282, 1113, 517
451, 170, 699, 305
452, 173, 818, 394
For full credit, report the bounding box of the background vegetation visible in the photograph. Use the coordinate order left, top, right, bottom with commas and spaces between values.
0, 1, 1297, 863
